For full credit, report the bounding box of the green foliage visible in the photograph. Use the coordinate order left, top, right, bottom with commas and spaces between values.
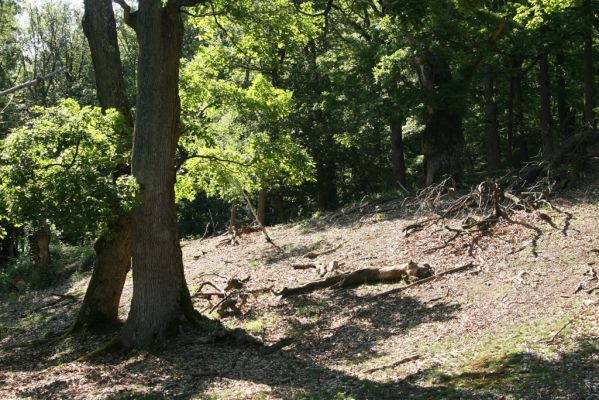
0, 240, 93, 292
177, 33, 315, 205
0, 99, 136, 241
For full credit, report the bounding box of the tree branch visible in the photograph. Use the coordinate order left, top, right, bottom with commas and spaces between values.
173, 0, 208, 7
113, 0, 137, 31
41, 138, 82, 171
0, 67, 66, 97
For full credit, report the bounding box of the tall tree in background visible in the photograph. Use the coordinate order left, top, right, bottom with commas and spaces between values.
582, 0, 595, 130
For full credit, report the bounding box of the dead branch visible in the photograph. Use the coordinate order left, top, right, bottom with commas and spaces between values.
377, 263, 475, 297
541, 318, 575, 344
292, 263, 317, 270
278, 262, 433, 298
303, 241, 347, 259
365, 354, 421, 373
0, 67, 66, 97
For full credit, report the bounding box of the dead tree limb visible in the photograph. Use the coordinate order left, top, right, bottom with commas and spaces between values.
303, 241, 347, 259
377, 263, 475, 297
278, 262, 434, 298
0, 67, 66, 97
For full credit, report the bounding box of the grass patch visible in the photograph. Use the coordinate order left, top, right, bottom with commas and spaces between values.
243, 313, 279, 335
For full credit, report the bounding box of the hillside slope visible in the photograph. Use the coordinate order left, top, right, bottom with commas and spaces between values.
1, 164, 598, 399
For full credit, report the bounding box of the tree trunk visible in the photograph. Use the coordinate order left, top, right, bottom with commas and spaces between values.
390, 117, 407, 187
482, 65, 501, 173
257, 187, 267, 226
415, 54, 466, 185
229, 202, 238, 232
583, 0, 595, 130
539, 49, 554, 158
29, 221, 50, 282
122, 1, 198, 348
82, 0, 133, 127
73, 0, 134, 331
0, 225, 19, 266
555, 51, 570, 137
507, 70, 515, 167
316, 156, 338, 211
512, 59, 529, 168
273, 192, 287, 224
72, 214, 131, 330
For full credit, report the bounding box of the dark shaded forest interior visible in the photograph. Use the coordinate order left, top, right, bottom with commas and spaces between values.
0, 0, 598, 398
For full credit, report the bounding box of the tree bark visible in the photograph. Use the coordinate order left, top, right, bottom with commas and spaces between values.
539, 49, 554, 158
29, 221, 50, 282
316, 155, 338, 211
72, 214, 131, 330
507, 69, 515, 167
511, 59, 529, 167
73, 0, 134, 331
390, 117, 407, 187
482, 65, 501, 173
555, 51, 571, 138
415, 54, 466, 185
0, 225, 19, 266
82, 0, 132, 125
122, 1, 198, 348
257, 187, 267, 226
583, 0, 595, 130
229, 203, 238, 232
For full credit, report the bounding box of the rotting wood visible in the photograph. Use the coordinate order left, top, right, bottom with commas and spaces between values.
278, 261, 434, 298
376, 263, 475, 297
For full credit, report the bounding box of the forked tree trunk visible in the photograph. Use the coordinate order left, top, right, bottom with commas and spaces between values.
415, 54, 466, 185
73, 0, 133, 331
583, 0, 595, 130
482, 65, 501, 173
390, 117, 407, 187
122, 1, 198, 348
539, 48, 554, 158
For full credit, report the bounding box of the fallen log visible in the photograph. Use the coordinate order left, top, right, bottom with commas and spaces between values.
377, 262, 475, 297
278, 262, 433, 298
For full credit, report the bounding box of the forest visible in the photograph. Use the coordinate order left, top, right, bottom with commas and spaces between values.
0, 0, 598, 399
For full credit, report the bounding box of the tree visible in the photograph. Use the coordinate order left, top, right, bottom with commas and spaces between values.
0, 100, 136, 282
73, 0, 135, 331
119, 0, 208, 348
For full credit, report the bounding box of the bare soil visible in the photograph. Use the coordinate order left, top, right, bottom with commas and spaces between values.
1, 165, 598, 400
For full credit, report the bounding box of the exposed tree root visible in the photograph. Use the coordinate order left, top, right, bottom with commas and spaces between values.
75, 336, 122, 362
33, 293, 78, 312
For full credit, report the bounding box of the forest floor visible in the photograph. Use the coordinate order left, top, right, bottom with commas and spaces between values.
1, 164, 598, 399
